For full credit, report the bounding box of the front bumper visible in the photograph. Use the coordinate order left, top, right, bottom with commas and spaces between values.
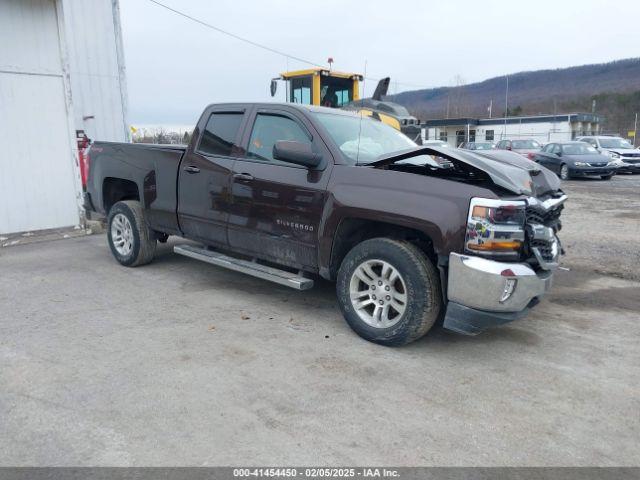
618, 160, 640, 173
443, 253, 554, 335
569, 166, 616, 177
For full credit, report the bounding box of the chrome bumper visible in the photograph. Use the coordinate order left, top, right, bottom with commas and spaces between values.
443, 252, 554, 335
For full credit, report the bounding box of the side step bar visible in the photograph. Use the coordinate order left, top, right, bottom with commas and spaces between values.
173, 244, 314, 291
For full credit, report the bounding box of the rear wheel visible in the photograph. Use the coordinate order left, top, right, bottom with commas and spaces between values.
559, 164, 570, 180
336, 238, 441, 346
107, 200, 156, 267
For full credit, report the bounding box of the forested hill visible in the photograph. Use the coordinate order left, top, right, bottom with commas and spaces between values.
391, 58, 640, 135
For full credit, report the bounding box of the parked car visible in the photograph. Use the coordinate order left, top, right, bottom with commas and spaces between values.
495, 139, 542, 159
533, 142, 617, 180
84, 103, 566, 346
575, 136, 640, 173
459, 141, 493, 151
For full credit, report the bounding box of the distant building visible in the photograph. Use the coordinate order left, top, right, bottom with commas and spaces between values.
0, 0, 128, 235
423, 113, 602, 147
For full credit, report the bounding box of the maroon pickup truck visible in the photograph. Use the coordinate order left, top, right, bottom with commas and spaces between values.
84, 103, 566, 346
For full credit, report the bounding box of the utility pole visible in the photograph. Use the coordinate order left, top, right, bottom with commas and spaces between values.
634, 113, 638, 147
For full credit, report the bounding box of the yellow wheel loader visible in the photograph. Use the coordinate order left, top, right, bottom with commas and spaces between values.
270, 68, 422, 144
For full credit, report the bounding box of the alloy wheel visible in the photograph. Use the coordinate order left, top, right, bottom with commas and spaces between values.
111, 213, 134, 256
349, 259, 408, 328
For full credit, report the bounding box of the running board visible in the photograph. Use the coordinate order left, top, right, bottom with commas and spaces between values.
173, 244, 314, 291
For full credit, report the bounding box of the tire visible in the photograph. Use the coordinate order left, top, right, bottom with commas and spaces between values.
107, 200, 156, 267
336, 238, 442, 346
601, 174, 613, 180
559, 164, 570, 180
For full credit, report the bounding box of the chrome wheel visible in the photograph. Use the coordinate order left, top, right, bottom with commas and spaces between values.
560, 164, 569, 180
349, 259, 407, 328
111, 213, 134, 256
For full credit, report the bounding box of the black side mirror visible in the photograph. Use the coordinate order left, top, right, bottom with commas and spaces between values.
273, 141, 322, 168
270, 78, 278, 97
556, 151, 562, 157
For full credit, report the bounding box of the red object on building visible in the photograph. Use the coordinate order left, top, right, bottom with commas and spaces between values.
76, 130, 91, 189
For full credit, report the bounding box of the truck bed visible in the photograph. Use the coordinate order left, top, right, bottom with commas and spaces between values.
86, 141, 187, 234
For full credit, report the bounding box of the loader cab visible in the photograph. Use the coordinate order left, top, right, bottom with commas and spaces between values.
272, 68, 363, 108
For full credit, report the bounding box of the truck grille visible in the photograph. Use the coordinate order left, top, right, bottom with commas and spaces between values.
530, 239, 555, 262
525, 198, 564, 267
526, 203, 563, 230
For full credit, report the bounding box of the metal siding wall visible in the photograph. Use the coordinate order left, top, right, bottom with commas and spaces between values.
0, 0, 61, 74
62, 0, 128, 142
0, 0, 80, 234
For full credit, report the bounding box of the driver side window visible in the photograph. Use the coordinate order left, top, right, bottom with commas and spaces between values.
247, 113, 311, 163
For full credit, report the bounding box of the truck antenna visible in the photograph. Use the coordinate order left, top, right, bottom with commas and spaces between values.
356, 60, 367, 166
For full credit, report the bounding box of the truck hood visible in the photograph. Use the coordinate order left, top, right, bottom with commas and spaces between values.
368, 146, 561, 197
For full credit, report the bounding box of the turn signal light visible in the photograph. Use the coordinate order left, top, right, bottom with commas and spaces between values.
466, 240, 522, 252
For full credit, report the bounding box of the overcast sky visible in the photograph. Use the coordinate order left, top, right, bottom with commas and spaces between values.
120, 0, 640, 125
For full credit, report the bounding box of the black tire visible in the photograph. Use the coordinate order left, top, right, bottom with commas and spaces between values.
107, 200, 156, 267
559, 164, 570, 180
601, 174, 613, 180
336, 238, 442, 346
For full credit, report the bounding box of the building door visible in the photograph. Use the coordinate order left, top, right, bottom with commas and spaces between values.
0, 0, 80, 234
456, 130, 466, 147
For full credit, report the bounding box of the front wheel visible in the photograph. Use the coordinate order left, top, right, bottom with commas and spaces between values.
107, 200, 156, 267
559, 164, 570, 180
601, 174, 613, 180
336, 238, 442, 346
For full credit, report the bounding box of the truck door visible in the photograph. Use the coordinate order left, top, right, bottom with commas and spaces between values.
177, 107, 247, 247
227, 107, 332, 270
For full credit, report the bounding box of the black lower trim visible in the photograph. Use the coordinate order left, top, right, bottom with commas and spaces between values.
442, 299, 539, 335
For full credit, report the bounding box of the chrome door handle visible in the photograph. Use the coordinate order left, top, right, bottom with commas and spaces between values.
184, 165, 200, 174
233, 173, 254, 181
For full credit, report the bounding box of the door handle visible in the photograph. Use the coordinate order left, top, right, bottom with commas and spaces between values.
233, 173, 254, 181
184, 165, 200, 174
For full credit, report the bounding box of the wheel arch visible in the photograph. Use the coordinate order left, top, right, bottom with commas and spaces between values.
326, 217, 439, 281
103, 177, 140, 214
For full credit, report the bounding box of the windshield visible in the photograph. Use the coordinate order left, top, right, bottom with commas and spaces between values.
313, 112, 416, 164
562, 143, 597, 155
598, 137, 634, 149
471, 143, 492, 150
511, 140, 541, 149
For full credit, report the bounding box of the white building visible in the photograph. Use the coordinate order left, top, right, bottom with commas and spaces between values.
0, 0, 129, 235
423, 113, 602, 147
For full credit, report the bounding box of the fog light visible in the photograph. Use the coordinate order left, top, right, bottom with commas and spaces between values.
499, 278, 517, 303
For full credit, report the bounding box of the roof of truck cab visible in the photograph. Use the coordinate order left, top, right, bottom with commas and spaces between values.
202, 102, 361, 116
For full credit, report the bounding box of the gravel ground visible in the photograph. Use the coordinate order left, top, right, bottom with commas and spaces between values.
0, 175, 638, 466
559, 174, 640, 281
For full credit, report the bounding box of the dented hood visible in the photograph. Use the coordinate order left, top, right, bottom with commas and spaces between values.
368, 146, 561, 196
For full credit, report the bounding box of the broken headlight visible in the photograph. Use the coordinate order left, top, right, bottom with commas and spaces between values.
465, 198, 526, 261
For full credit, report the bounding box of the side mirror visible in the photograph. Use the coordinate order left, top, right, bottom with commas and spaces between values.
556, 151, 562, 157
506, 145, 512, 150
273, 141, 322, 168
270, 78, 278, 97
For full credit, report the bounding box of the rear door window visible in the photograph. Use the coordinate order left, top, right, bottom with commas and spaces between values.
198, 112, 244, 156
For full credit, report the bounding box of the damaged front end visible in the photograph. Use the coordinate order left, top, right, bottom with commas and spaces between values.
444, 192, 566, 335
369, 146, 567, 335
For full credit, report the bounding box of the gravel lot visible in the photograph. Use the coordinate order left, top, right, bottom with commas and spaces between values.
1, 175, 639, 466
